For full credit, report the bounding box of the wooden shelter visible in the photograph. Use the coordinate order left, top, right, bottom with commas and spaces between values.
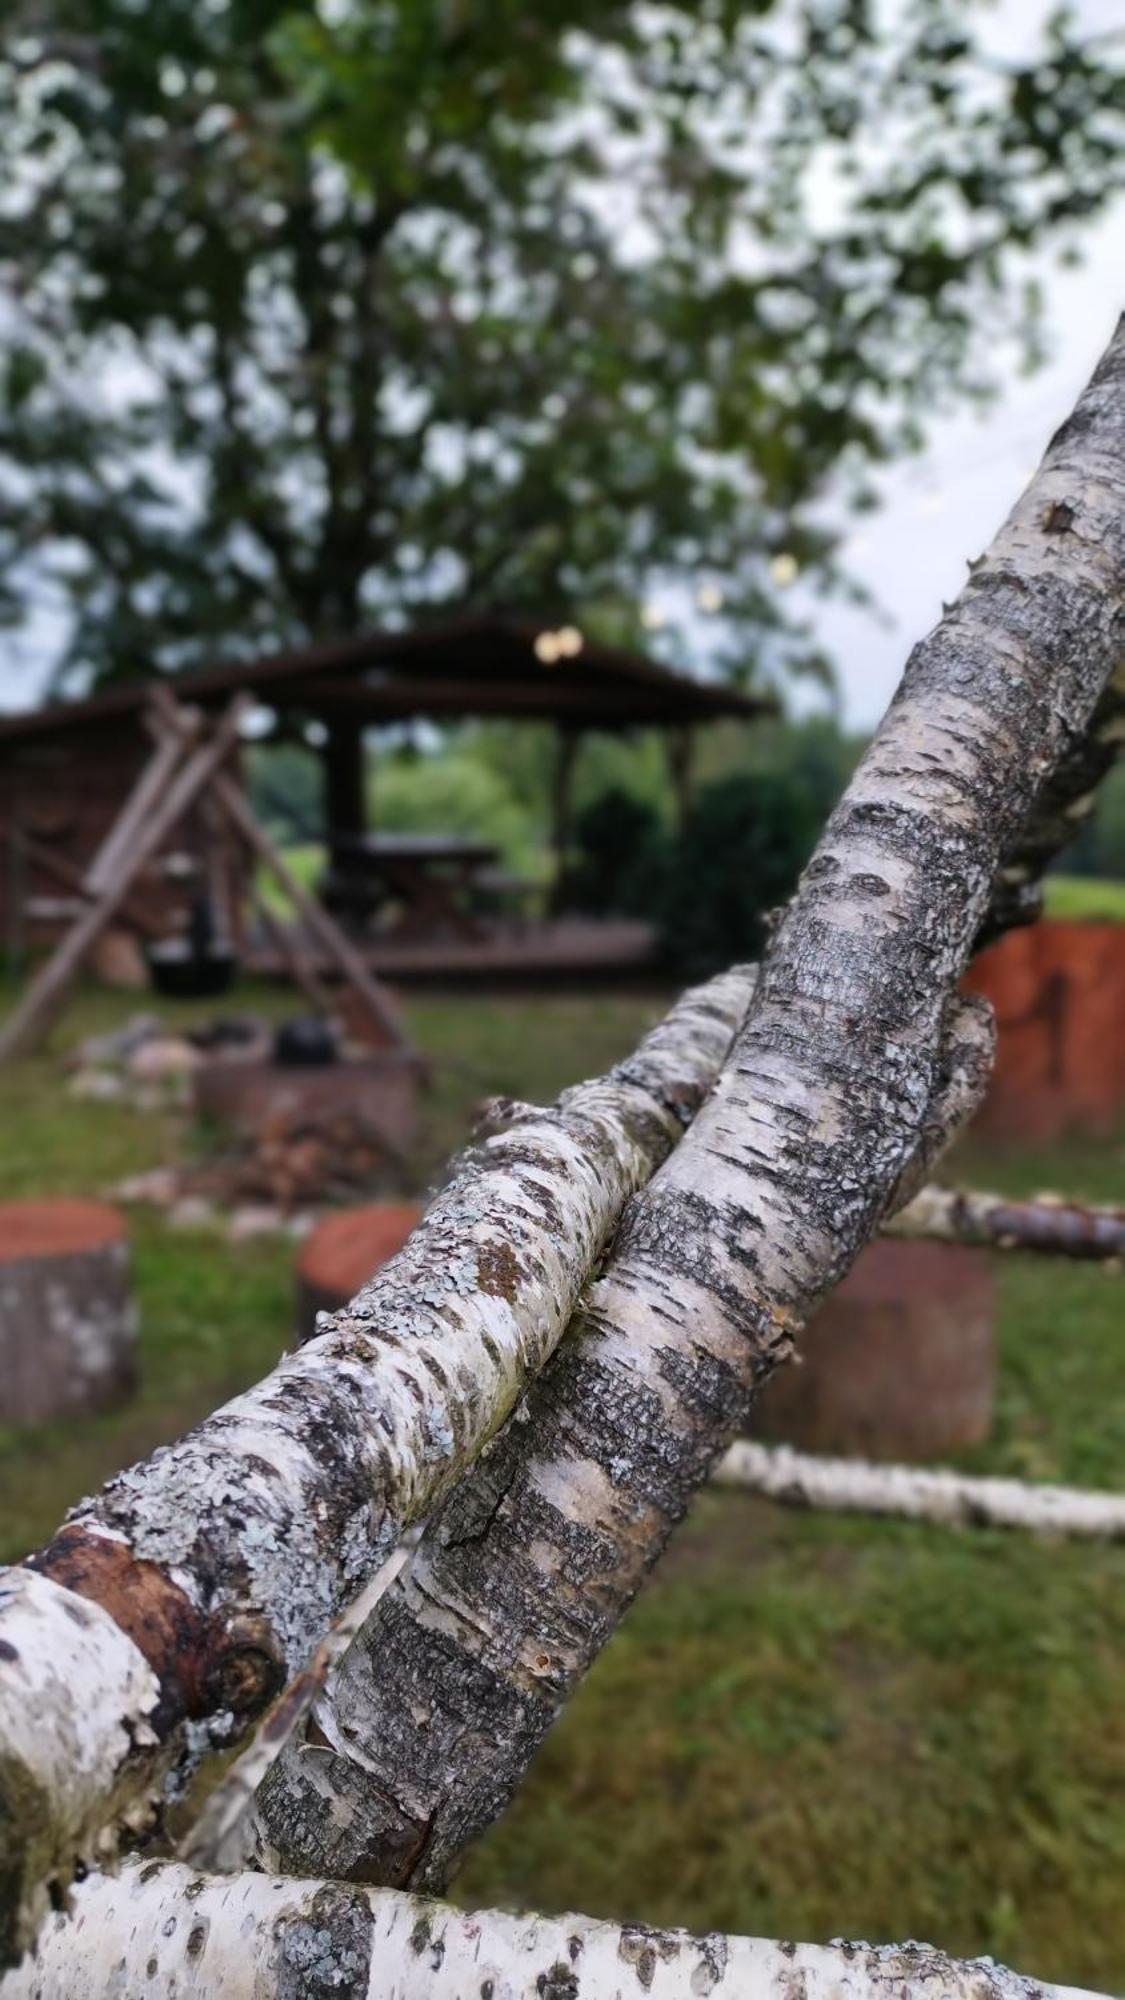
0, 611, 771, 980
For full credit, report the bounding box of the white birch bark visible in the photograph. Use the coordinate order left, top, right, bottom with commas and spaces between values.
716, 1442, 1125, 1540
0, 967, 753, 1967
245, 996, 993, 1891
888, 1185, 1125, 1261
248, 317, 1125, 1893
0, 1573, 161, 1965
1, 1860, 1103, 2000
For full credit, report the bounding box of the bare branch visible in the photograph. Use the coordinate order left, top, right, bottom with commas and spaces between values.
2, 1860, 1102, 2000
716, 1442, 1125, 1540
0, 969, 753, 1966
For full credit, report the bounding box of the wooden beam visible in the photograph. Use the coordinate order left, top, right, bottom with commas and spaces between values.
548, 728, 581, 916
148, 690, 415, 1061
85, 711, 201, 895
20, 836, 163, 942
322, 717, 367, 860
293, 677, 733, 725
0, 702, 249, 1066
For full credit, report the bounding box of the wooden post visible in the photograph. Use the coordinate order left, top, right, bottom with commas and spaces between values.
147, 690, 416, 1060
548, 726, 580, 915
211, 779, 415, 1058
0, 701, 248, 1065
85, 713, 200, 895
667, 724, 695, 832
248, 887, 338, 1019
322, 716, 367, 864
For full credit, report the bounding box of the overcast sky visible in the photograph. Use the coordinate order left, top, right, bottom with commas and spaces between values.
810, 0, 1125, 727
817, 218, 1124, 729
1, 0, 1122, 727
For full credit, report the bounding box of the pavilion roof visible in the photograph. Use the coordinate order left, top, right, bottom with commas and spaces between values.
0, 611, 774, 744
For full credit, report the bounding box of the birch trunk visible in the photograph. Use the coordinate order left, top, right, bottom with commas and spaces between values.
1, 1860, 1102, 2000
716, 1441, 1125, 1539
888, 1185, 1125, 1260
0, 968, 752, 1966
249, 317, 1125, 1894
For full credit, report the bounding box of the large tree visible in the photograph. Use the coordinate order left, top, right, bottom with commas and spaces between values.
0, 0, 1122, 691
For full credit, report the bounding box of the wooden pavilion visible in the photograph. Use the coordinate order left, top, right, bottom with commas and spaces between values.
0, 611, 772, 982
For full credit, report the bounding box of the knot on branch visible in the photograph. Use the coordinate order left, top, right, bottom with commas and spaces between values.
471, 1096, 544, 1139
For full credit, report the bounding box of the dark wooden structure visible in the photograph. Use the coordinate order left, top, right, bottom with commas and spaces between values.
0, 613, 770, 980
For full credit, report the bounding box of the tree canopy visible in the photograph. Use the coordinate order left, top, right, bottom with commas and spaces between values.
1, 0, 1122, 691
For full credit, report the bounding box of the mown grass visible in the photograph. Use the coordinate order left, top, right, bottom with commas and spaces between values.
0, 973, 1122, 1986
1042, 873, 1125, 921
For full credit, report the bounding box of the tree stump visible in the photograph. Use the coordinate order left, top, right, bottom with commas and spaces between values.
754, 1239, 995, 1461
0, 1200, 138, 1425
295, 1201, 423, 1343
963, 919, 1125, 1142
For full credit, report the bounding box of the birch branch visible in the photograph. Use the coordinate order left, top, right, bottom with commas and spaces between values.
980, 656, 1125, 942
716, 1442, 1125, 1540
1, 1860, 1103, 2000
0, 966, 753, 1967
242, 990, 993, 1891
888, 1185, 1125, 1260
246, 323, 1125, 1895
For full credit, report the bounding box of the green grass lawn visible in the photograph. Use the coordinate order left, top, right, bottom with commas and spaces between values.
0, 974, 1122, 1987
1042, 874, 1125, 921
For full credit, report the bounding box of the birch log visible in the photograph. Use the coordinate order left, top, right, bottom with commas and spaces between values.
1, 1861, 1103, 2000
888, 1185, 1125, 1260
0, 967, 753, 1967
250, 317, 1125, 1892
716, 1441, 1125, 1540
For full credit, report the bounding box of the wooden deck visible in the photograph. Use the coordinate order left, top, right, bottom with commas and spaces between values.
246, 918, 660, 988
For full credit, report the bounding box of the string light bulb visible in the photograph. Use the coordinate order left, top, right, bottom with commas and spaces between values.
768, 552, 799, 588
556, 626, 584, 657
696, 582, 724, 614
535, 631, 561, 664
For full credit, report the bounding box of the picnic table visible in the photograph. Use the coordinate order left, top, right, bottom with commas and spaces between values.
327, 832, 503, 940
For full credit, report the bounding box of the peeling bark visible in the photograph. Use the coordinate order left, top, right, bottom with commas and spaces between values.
0, 968, 753, 1966
248, 318, 1125, 1895
716, 1442, 1125, 1539
888, 1184, 1125, 1260
1, 1860, 1102, 2000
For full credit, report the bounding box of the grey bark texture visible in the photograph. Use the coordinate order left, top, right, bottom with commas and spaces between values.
0, 969, 751, 1966
1, 1860, 1103, 2000
980, 655, 1125, 942
246, 324, 1125, 1895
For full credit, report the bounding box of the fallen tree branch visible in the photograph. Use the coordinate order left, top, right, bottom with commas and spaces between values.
716, 1441, 1125, 1539
245, 322, 1125, 1897
0, 1860, 1103, 2000
0, 966, 754, 1966
888, 1184, 1125, 1260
